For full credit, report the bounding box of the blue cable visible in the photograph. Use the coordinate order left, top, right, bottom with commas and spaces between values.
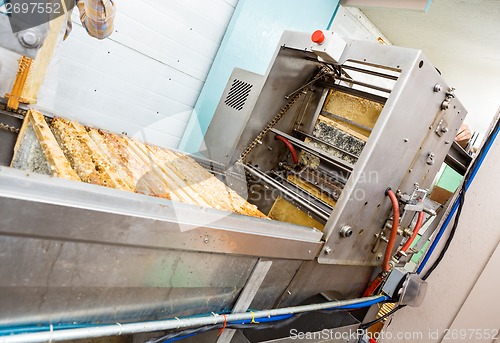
0, 323, 91, 336
228, 313, 294, 325
157, 296, 388, 343
336, 295, 390, 309
417, 123, 500, 274
0, 296, 388, 341
160, 333, 197, 343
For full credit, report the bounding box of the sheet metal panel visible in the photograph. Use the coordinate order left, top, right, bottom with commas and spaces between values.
0, 167, 320, 325
319, 41, 467, 265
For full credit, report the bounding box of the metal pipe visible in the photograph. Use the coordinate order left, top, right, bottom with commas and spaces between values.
320, 110, 373, 134
269, 128, 354, 173
335, 76, 392, 94
245, 165, 330, 221
0, 296, 388, 343
341, 64, 399, 81
284, 70, 328, 99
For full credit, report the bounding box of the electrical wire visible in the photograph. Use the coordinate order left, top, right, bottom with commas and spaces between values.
417, 117, 500, 276
147, 297, 391, 343
362, 274, 383, 297
383, 189, 400, 273
400, 211, 425, 253
0, 296, 389, 343
359, 305, 406, 330
421, 190, 464, 280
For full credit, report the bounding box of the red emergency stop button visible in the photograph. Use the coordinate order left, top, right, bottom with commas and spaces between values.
311, 30, 325, 44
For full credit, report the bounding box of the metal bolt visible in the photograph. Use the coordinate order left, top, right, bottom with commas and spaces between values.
433, 84, 442, 92
441, 126, 449, 133
404, 138, 409, 143
324, 247, 332, 255
339, 226, 353, 238
376, 253, 383, 261
204, 237, 209, 243
19, 31, 40, 48
445, 140, 450, 145
426, 153, 435, 165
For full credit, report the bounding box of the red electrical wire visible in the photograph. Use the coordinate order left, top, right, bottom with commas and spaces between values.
363, 274, 383, 297
382, 189, 400, 273
275, 135, 299, 164
400, 211, 425, 254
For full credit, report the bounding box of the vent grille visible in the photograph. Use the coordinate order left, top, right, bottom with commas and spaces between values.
224, 79, 253, 111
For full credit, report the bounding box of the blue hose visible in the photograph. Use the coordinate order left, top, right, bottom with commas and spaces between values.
417, 123, 500, 274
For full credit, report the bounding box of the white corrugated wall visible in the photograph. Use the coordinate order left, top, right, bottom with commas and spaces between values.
51, 0, 237, 149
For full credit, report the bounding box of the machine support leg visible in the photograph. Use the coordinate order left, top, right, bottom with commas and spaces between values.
216, 259, 273, 343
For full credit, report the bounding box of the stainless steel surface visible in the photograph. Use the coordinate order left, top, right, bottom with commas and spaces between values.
321, 110, 373, 133
0, 296, 383, 343
0, 29, 469, 339
217, 259, 273, 343
244, 164, 331, 222
0, 235, 256, 326
203, 69, 265, 167
334, 75, 392, 94
231, 31, 329, 170
319, 40, 466, 265
0, 166, 322, 325
248, 259, 303, 310
276, 261, 374, 308
0, 16, 48, 58
0, 167, 322, 260
341, 64, 399, 81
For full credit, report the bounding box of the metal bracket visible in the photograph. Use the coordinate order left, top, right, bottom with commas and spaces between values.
216, 259, 273, 343
0, 15, 48, 58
